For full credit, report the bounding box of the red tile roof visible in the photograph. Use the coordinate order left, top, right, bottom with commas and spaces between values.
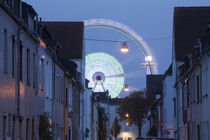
174, 7, 210, 61
43, 22, 84, 59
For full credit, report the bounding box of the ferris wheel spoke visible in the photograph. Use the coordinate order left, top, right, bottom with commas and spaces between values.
92, 81, 98, 91
99, 81, 106, 92
106, 74, 124, 78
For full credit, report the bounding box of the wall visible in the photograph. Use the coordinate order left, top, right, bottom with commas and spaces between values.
0, 4, 44, 140
82, 88, 92, 140
201, 53, 210, 140
53, 63, 65, 140
162, 75, 175, 138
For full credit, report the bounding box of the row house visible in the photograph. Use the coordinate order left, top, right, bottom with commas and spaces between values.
146, 74, 164, 137
42, 22, 84, 140
179, 30, 210, 140
0, 1, 44, 140
91, 91, 109, 140
80, 79, 92, 140
38, 18, 84, 140
0, 1, 85, 140
37, 22, 57, 139
172, 6, 210, 140
162, 64, 175, 138
57, 57, 83, 140
38, 22, 72, 140
161, 6, 210, 140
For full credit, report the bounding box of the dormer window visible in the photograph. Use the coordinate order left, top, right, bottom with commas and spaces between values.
4, 0, 9, 6
21, 2, 38, 32
189, 56, 192, 67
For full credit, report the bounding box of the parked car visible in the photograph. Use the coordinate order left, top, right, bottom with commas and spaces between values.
136, 137, 176, 140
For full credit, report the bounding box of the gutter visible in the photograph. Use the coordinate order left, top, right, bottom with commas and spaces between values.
174, 46, 210, 88
0, 2, 38, 42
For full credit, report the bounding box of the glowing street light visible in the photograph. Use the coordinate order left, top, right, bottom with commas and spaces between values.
124, 84, 130, 92
120, 42, 129, 53
125, 113, 130, 126
126, 121, 129, 126
125, 113, 129, 118
145, 55, 152, 62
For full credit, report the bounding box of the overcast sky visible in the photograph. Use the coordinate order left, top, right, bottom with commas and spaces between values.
24, 0, 210, 97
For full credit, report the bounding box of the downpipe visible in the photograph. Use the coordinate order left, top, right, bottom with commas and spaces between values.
17, 27, 21, 116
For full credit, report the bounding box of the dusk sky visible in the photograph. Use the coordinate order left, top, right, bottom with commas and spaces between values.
24, 0, 210, 97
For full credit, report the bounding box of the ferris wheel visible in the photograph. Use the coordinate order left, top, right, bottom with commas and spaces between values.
85, 52, 125, 98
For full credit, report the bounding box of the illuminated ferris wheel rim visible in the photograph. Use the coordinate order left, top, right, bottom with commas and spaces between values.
86, 52, 124, 78
84, 19, 158, 74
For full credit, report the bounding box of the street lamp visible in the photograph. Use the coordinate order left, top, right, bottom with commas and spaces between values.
126, 121, 129, 126
125, 113, 129, 118
145, 55, 152, 62
124, 84, 130, 92
125, 113, 130, 126
120, 42, 129, 53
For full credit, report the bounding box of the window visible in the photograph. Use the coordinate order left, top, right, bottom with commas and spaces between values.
173, 98, 176, 117
26, 119, 29, 140
205, 66, 208, 95
115, 108, 119, 113
66, 88, 68, 107
207, 122, 209, 140
197, 124, 201, 140
187, 82, 190, 107
12, 117, 15, 140
19, 119, 22, 140
19, 43, 23, 81
3, 116, 7, 140
196, 75, 200, 103
46, 61, 48, 96
27, 49, 30, 85
33, 53, 36, 88
56, 76, 58, 100
188, 124, 190, 140
58, 76, 60, 101
4, 0, 9, 5
41, 58, 44, 90
32, 118, 34, 140
8, 114, 11, 137
69, 128, 71, 140
192, 75, 196, 102
12, 35, 15, 77
4, 28, 8, 74
61, 78, 63, 103
9, 0, 13, 9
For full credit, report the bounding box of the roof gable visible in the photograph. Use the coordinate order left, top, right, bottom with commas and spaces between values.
174, 7, 210, 61
43, 22, 84, 59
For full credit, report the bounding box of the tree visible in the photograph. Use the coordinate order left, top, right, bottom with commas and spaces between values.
147, 125, 158, 137
98, 107, 107, 140
39, 114, 52, 140
111, 117, 121, 139
117, 90, 152, 137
